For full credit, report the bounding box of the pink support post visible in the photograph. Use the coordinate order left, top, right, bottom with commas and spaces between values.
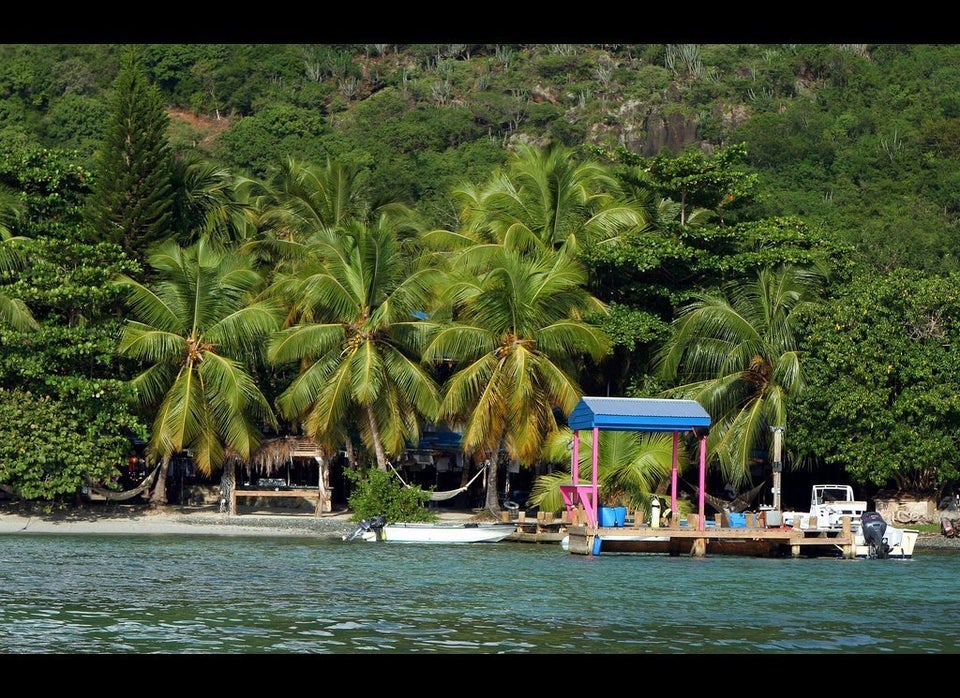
698, 433, 707, 531
571, 430, 579, 484
559, 429, 581, 519
591, 426, 599, 495
671, 431, 679, 517
561, 428, 599, 527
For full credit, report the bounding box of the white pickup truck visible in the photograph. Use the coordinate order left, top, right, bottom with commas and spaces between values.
781, 484, 868, 530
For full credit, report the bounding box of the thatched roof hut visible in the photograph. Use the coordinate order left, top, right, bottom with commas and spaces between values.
227, 436, 328, 482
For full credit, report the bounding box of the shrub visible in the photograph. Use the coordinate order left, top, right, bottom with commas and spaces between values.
344, 466, 438, 523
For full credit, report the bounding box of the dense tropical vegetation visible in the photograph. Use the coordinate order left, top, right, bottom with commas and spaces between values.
2, 43, 960, 516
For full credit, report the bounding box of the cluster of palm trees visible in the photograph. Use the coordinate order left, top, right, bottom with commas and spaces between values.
104, 142, 826, 517
115, 145, 638, 512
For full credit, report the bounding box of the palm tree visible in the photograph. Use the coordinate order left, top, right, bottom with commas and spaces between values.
238, 157, 411, 270
530, 427, 688, 520
428, 142, 647, 256
266, 214, 444, 471
0, 189, 38, 332
652, 264, 827, 488
423, 245, 610, 514
258, 156, 373, 232
115, 237, 283, 506
167, 154, 260, 251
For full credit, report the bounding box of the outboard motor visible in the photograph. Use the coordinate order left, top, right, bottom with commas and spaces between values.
861, 511, 890, 559
342, 515, 388, 542
342, 519, 371, 541
366, 516, 387, 541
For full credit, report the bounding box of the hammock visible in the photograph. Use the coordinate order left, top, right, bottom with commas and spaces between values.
83, 464, 162, 502
388, 461, 486, 502
684, 479, 767, 514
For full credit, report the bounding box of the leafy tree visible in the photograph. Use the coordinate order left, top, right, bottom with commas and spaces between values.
0, 146, 147, 500
43, 93, 108, 163
210, 104, 329, 179
87, 46, 173, 261
791, 269, 960, 498
583, 143, 852, 396
0, 388, 134, 500
115, 238, 283, 506
318, 91, 493, 210
654, 264, 828, 488
639, 143, 761, 227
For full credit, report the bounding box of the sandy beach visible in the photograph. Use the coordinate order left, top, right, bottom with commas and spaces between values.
0, 500, 955, 550
0, 501, 482, 539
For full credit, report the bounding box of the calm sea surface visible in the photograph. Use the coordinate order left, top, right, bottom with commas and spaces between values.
1, 533, 957, 655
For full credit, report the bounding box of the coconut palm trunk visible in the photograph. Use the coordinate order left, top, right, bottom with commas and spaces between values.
150, 453, 171, 507
484, 457, 500, 511
220, 461, 235, 513
365, 404, 389, 471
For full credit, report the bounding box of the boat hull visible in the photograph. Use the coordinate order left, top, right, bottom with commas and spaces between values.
361, 522, 514, 544
854, 527, 919, 559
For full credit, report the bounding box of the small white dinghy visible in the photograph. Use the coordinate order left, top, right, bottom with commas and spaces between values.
343, 516, 514, 544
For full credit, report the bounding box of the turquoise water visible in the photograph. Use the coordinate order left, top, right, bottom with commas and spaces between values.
1, 533, 957, 654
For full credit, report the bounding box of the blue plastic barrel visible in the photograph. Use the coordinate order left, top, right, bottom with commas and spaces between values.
614, 506, 627, 526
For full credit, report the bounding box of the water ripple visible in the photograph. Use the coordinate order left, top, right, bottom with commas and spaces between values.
1, 534, 957, 653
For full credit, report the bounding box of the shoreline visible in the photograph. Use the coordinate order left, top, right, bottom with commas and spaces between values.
0, 501, 480, 539
0, 501, 956, 550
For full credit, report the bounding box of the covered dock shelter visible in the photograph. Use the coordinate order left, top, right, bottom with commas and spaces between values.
559, 396, 711, 530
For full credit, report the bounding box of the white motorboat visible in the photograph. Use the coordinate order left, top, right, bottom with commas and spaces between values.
343, 516, 514, 544
781, 484, 919, 559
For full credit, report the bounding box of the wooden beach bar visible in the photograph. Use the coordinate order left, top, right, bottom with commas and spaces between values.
559, 397, 858, 558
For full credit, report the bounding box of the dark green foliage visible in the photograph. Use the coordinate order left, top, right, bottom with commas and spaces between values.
141, 44, 234, 110
0, 387, 141, 500
585, 303, 670, 398
4, 43, 960, 501
7, 44, 960, 279
0, 147, 92, 239
534, 50, 594, 82
316, 93, 495, 215
344, 467, 438, 523
0, 144, 148, 500
86, 47, 173, 260
44, 94, 108, 162
211, 103, 330, 178
593, 303, 668, 353
0, 236, 147, 496
792, 270, 960, 497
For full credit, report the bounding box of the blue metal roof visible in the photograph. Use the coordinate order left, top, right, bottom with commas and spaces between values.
568, 397, 711, 432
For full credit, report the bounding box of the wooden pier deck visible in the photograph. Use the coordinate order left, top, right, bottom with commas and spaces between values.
565, 515, 858, 558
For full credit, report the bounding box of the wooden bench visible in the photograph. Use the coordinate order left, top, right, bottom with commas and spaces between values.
231, 488, 331, 517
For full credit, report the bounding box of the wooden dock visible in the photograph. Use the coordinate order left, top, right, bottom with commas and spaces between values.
564, 515, 858, 558
507, 518, 567, 544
